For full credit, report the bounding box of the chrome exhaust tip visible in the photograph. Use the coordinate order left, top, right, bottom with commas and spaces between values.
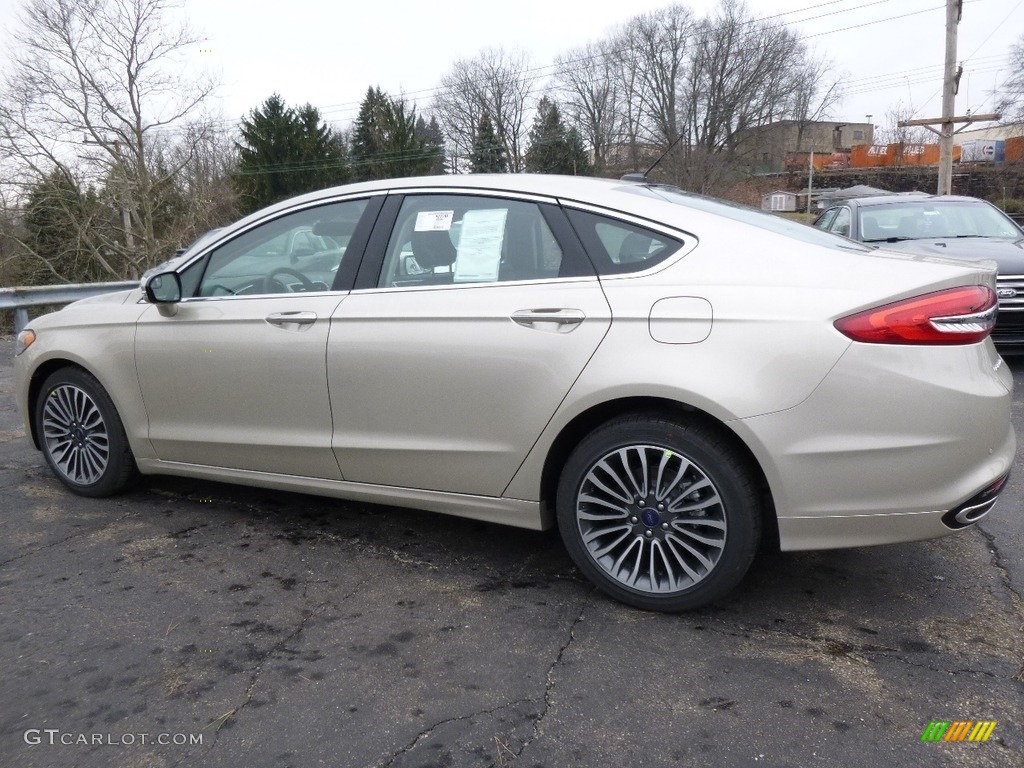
942, 474, 1010, 530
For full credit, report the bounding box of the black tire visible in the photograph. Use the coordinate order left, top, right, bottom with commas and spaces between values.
34, 367, 137, 497
556, 415, 762, 612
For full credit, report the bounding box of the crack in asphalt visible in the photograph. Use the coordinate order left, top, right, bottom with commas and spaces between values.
371, 697, 537, 768
975, 524, 1024, 681
0, 509, 136, 568
181, 573, 371, 765
508, 601, 589, 765
975, 524, 1024, 605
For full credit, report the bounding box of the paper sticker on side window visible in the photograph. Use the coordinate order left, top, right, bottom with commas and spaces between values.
454, 209, 507, 283
415, 210, 454, 232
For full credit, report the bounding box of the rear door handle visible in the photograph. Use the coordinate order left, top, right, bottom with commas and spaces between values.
511, 308, 586, 331
265, 311, 318, 329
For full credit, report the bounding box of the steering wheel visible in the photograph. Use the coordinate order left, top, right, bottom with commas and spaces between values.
261, 266, 317, 294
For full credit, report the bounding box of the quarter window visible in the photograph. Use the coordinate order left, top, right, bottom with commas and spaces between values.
830, 207, 852, 237
565, 209, 682, 275
194, 199, 368, 297
814, 208, 839, 231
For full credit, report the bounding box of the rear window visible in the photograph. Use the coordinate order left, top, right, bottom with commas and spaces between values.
639, 185, 871, 251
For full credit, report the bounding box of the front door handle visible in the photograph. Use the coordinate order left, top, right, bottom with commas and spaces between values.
265, 311, 318, 330
511, 308, 586, 332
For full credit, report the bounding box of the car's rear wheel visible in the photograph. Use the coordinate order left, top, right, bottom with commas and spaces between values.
556, 416, 762, 611
35, 368, 137, 497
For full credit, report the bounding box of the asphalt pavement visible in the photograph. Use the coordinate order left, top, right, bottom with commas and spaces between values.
0, 335, 1021, 768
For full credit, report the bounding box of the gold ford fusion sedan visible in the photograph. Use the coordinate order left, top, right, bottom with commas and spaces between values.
14, 175, 1016, 611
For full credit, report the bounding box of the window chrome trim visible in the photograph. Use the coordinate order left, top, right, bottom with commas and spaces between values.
350, 275, 602, 296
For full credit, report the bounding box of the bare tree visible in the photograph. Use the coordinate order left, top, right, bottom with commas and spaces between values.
607, 26, 650, 172
159, 118, 239, 249
554, 40, 620, 172
997, 33, 1024, 124
876, 102, 930, 146
627, 4, 695, 148
785, 49, 845, 152
679, 0, 803, 192
0, 0, 218, 279
433, 47, 532, 172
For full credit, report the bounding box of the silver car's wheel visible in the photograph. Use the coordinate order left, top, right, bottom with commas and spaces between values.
42, 384, 110, 485
35, 368, 137, 497
576, 444, 727, 594
557, 416, 761, 611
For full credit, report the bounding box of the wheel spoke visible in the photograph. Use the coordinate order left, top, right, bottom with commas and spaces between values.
673, 516, 727, 531
587, 464, 634, 505
617, 447, 648, 498
666, 533, 716, 570
611, 536, 643, 583
582, 520, 629, 543
578, 492, 630, 517
670, 522, 725, 547
664, 536, 703, 583
655, 456, 691, 501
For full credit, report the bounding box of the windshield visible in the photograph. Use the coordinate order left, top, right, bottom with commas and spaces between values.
639, 185, 870, 251
858, 200, 1022, 242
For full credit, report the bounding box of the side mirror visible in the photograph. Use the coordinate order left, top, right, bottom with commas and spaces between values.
145, 271, 182, 304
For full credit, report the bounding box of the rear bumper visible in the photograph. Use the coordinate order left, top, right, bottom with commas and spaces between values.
777, 467, 1012, 551
732, 341, 1016, 551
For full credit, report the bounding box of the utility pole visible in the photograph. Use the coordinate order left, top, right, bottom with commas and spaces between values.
898, 0, 999, 195
806, 149, 814, 215
937, 0, 959, 195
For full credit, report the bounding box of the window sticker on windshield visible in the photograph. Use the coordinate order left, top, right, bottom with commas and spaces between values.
454, 209, 507, 283
415, 210, 454, 232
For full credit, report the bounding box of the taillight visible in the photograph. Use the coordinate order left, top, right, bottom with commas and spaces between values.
835, 286, 997, 345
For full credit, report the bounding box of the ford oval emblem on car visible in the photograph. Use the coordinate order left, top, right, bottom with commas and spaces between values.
997, 288, 1017, 299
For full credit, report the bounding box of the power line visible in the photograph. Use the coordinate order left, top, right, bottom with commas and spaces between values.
143, 0, 983, 141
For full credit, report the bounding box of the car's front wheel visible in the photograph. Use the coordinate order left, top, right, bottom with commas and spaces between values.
35, 367, 137, 497
556, 416, 762, 611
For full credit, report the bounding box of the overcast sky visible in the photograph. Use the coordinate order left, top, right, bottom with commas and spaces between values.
1, 0, 1021, 135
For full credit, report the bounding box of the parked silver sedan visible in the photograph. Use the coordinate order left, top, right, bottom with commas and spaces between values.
813, 195, 1024, 352
14, 175, 1016, 611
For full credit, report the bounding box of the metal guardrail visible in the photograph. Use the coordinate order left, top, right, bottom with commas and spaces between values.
0, 281, 138, 334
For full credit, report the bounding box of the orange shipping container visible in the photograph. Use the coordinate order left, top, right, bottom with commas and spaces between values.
1007, 136, 1024, 164
897, 144, 943, 166
851, 144, 890, 167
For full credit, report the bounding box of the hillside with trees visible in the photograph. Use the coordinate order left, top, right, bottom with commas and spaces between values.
2, 0, 1020, 290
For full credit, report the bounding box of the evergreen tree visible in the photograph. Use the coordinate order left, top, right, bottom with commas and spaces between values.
351, 87, 439, 181
22, 170, 105, 282
415, 115, 447, 175
524, 97, 591, 175
234, 94, 348, 214
350, 86, 390, 181
471, 113, 507, 173
564, 127, 593, 176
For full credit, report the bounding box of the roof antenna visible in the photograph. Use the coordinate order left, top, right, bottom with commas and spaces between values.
620, 133, 686, 183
